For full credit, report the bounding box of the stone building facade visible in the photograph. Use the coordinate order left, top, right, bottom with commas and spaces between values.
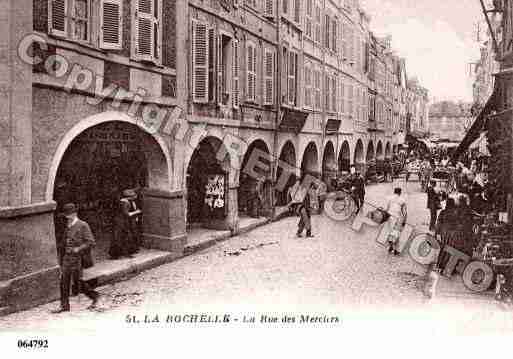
0, 0, 428, 314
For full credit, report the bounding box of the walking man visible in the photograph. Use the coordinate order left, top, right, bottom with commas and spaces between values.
121, 189, 143, 254
53, 203, 99, 313
296, 182, 314, 238
427, 181, 441, 232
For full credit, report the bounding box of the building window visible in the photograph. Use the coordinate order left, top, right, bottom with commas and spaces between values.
305, 0, 313, 38
325, 73, 331, 111
324, 14, 330, 49
314, 68, 321, 110
282, 0, 288, 14
294, 0, 300, 23
331, 76, 337, 113
304, 64, 312, 108
192, 20, 209, 103
315, 3, 321, 44
348, 83, 353, 118
134, 0, 162, 63
246, 41, 258, 102
340, 79, 345, 115
71, 0, 90, 41
264, 48, 275, 105
331, 19, 338, 53
288, 51, 298, 106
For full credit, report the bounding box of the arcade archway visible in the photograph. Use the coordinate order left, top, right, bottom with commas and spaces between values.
366, 141, 375, 163
338, 141, 351, 172
276, 141, 297, 206
187, 136, 231, 230
376, 141, 384, 161
354, 139, 365, 173
53, 121, 170, 261
301, 141, 319, 178
385, 142, 392, 159
322, 141, 337, 183
239, 139, 272, 218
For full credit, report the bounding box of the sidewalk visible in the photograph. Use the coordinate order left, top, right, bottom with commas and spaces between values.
83, 216, 272, 289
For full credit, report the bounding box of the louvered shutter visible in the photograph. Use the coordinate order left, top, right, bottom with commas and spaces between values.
50, 0, 67, 37
100, 0, 123, 49
264, 0, 274, 19
192, 20, 209, 103
232, 39, 240, 108
264, 50, 274, 105
135, 0, 155, 61
253, 44, 258, 102
247, 44, 253, 101
217, 34, 223, 105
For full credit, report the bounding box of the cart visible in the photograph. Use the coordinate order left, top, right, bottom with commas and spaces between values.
430, 168, 456, 195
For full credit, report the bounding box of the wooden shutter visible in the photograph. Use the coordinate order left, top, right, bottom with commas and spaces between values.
232, 39, 240, 108
100, 0, 123, 49
217, 34, 223, 105
288, 52, 296, 105
246, 42, 257, 102
264, 49, 274, 105
332, 76, 337, 112
192, 20, 209, 103
135, 0, 155, 61
264, 0, 274, 19
50, 0, 67, 37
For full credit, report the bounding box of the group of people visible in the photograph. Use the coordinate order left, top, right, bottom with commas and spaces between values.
53, 189, 143, 313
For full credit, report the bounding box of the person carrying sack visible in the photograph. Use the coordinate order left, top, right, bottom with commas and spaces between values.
384, 187, 407, 255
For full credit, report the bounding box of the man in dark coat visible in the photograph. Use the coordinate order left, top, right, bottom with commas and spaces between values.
426, 181, 441, 232
349, 168, 365, 213
52, 203, 99, 313
121, 189, 143, 254
296, 182, 314, 238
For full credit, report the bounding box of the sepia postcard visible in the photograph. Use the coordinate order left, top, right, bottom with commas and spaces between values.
1, 0, 513, 356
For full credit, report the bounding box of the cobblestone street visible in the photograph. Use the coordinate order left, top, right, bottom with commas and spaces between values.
2, 179, 512, 334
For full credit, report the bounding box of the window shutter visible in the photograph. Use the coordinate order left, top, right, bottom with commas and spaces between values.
192, 20, 209, 103
217, 34, 223, 105
264, 0, 274, 19
135, 0, 155, 61
50, 0, 67, 37
332, 76, 337, 112
340, 80, 345, 115
246, 42, 256, 102
253, 43, 258, 102
264, 50, 274, 105
232, 39, 240, 108
208, 28, 215, 102
100, 0, 123, 50
288, 52, 296, 105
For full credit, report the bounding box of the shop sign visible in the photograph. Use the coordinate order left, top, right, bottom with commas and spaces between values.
81, 129, 137, 143
205, 174, 226, 211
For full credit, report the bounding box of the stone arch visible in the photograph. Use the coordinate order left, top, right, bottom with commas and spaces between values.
385, 142, 392, 159
376, 141, 384, 160
186, 135, 233, 229
366, 141, 375, 162
276, 140, 297, 206
339, 140, 351, 172
354, 139, 365, 173
301, 141, 319, 178
322, 141, 337, 183
46, 111, 172, 202
239, 139, 273, 217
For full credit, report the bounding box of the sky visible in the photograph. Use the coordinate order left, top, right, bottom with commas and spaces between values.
360, 0, 484, 102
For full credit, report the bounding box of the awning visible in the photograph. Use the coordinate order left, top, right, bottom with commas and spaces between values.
451, 85, 499, 161
325, 118, 341, 135
279, 107, 309, 134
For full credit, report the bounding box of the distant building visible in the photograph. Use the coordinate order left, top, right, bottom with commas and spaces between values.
429, 101, 473, 143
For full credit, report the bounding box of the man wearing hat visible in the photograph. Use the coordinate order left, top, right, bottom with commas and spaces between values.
53, 203, 100, 313
121, 189, 143, 254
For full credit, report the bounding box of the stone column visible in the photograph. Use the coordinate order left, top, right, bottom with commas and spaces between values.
0, 0, 32, 207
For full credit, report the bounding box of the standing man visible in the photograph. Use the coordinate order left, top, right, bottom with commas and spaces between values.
427, 181, 441, 232
351, 168, 366, 214
53, 203, 99, 313
122, 189, 143, 254
296, 182, 314, 238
